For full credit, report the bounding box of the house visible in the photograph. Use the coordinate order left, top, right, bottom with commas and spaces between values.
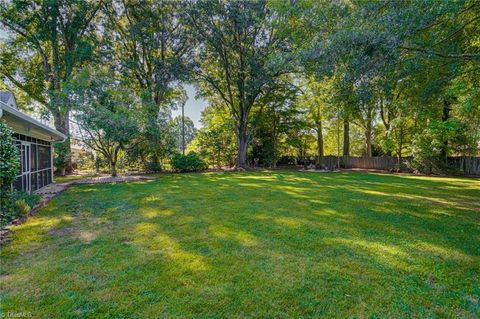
0, 92, 66, 193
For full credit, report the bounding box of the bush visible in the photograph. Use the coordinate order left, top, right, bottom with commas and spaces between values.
14, 199, 31, 216
0, 121, 19, 188
0, 121, 20, 226
1, 191, 40, 227
171, 152, 207, 172
14, 191, 40, 209
145, 160, 162, 172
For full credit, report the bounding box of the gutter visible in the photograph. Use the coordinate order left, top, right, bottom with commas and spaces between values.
0, 101, 66, 142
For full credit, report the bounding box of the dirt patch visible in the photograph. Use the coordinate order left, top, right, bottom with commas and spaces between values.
47, 227, 75, 238
77, 230, 97, 243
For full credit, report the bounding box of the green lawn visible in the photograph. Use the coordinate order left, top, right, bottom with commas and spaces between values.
1, 171, 479, 318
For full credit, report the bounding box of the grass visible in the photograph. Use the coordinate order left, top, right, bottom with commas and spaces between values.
1, 171, 479, 318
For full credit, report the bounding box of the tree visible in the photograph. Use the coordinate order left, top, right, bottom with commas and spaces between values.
103, 0, 192, 169
190, 103, 237, 168
187, 0, 291, 168
68, 68, 139, 177
298, 77, 334, 164
0, 0, 102, 173
171, 115, 197, 154
103, 0, 191, 106
253, 80, 300, 167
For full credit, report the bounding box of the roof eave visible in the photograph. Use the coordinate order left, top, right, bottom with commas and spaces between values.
0, 101, 66, 142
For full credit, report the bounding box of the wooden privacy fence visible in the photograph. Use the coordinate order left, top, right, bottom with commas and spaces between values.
446, 156, 480, 176
317, 156, 480, 176
317, 156, 411, 171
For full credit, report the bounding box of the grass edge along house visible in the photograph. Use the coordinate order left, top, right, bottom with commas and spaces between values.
0, 92, 65, 193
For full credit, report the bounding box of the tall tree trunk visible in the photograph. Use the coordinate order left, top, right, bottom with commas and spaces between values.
365, 122, 372, 157
181, 102, 185, 155
53, 111, 72, 175
343, 119, 350, 156
237, 134, 248, 169
236, 118, 249, 168
440, 99, 451, 161
111, 161, 117, 177
397, 124, 404, 168
272, 138, 277, 168
272, 130, 277, 168
50, 8, 73, 174
271, 112, 278, 168
316, 121, 324, 165
236, 114, 249, 168
216, 149, 221, 168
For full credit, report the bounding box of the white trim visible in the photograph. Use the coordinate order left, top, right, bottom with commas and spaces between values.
51, 144, 54, 183
0, 101, 66, 142
20, 142, 32, 193
15, 167, 51, 178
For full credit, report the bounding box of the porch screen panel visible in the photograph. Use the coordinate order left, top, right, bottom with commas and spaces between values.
12, 142, 23, 191
38, 145, 50, 170
12, 134, 53, 192
31, 144, 37, 171
37, 145, 52, 189
30, 144, 37, 191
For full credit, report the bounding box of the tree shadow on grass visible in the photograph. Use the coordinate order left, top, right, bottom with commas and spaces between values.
1, 171, 479, 317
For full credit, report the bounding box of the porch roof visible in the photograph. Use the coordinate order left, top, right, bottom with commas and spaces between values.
0, 101, 66, 142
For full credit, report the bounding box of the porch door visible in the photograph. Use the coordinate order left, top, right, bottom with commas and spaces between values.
20, 142, 31, 193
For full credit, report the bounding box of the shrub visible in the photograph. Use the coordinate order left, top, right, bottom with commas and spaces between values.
0, 121, 19, 188
14, 199, 31, 216
0, 121, 20, 226
171, 152, 207, 172
14, 191, 40, 209
145, 160, 162, 172
1, 191, 40, 227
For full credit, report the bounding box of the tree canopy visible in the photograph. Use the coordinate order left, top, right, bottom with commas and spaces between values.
1, 0, 478, 174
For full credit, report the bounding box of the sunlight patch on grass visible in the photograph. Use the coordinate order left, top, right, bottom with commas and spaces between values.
22, 215, 74, 229
3, 215, 75, 256
274, 216, 303, 228
133, 222, 158, 236
209, 225, 259, 247
149, 233, 209, 271
233, 174, 278, 181
237, 182, 264, 188
328, 238, 410, 269
142, 207, 175, 218
358, 189, 469, 211
272, 185, 311, 199
141, 195, 160, 202
131, 222, 210, 271
314, 208, 345, 217
413, 242, 476, 262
